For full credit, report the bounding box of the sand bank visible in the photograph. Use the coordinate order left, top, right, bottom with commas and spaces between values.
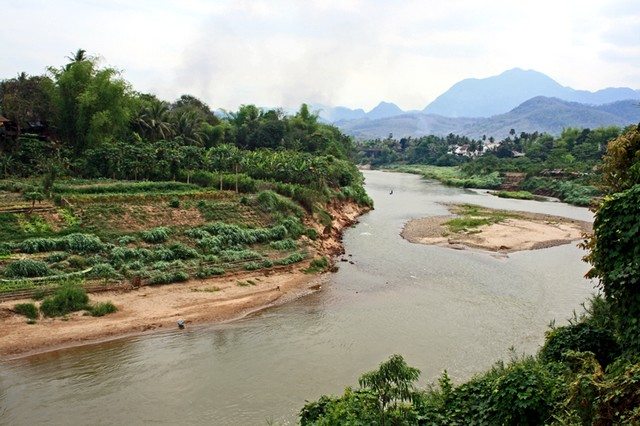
401, 205, 591, 253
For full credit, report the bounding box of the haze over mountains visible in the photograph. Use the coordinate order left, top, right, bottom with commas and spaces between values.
315, 68, 640, 139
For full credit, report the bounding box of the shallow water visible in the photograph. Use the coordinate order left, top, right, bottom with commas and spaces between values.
0, 171, 596, 425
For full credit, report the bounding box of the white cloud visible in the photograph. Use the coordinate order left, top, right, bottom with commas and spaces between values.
1, 0, 638, 111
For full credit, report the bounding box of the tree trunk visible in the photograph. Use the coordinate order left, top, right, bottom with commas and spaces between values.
235, 164, 239, 193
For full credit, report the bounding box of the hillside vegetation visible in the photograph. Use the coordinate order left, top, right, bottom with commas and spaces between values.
0, 50, 371, 305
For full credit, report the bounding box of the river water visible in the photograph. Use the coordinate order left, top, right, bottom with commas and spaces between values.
0, 171, 596, 425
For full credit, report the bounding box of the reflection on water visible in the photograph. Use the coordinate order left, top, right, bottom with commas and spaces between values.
0, 171, 596, 425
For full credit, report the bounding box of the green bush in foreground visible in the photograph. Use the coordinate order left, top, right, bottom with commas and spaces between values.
40, 285, 89, 317
89, 301, 118, 317
4, 258, 52, 278
14, 302, 38, 319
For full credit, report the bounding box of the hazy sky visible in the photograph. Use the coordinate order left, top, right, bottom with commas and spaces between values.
1, 0, 638, 111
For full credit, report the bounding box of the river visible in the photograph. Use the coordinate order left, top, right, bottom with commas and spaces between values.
0, 170, 596, 425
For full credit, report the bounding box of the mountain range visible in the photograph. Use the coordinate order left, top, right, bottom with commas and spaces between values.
338, 97, 640, 140
315, 68, 640, 139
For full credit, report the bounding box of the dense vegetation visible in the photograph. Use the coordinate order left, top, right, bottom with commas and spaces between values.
0, 50, 371, 297
301, 124, 640, 424
360, 127, 627, 206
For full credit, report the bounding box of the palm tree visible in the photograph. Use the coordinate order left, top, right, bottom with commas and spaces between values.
134, 101, 173, 141
173, 111, 203, 145
66, 49, 87, 63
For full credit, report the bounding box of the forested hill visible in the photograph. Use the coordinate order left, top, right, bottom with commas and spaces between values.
336, 97, 640, 140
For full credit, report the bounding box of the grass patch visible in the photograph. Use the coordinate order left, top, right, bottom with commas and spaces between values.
89, 301, 117, 317
445, 204, 514, 233
493, 190, 544, 201
14, 302, 38, 319
40, 284, 89, 317
305, 256, 329, 273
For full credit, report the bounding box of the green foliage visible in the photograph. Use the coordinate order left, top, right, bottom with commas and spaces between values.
275, 252, 307, 265
301, 355, 421, 425
585, 184, 640, 350
148, 270, 189, 285
269, 238, 297, 251
141, 227, 170, 244
195, 266, 225, 279
168, 198, 180, 208
14, 302, 38, 319
306, 257, 329, 273
89, 263, 121, 280
255, 190, 304, 217
40, 284, 89, 317
18, 233, 103, 254
4, 259, 51, 278
493, 190, 541, 200
541, 321, 620, 367
601, 125, 640, 192
89, 301, 117, 317
522, 177, 598, 206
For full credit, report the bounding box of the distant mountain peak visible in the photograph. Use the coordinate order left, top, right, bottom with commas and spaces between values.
367, 101, 404, 120
422, 69, 639, 118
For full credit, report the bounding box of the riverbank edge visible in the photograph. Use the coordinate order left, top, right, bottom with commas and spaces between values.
0, 200, 371, 360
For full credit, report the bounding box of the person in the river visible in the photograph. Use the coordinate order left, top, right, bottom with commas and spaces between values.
390, 189, 393, 195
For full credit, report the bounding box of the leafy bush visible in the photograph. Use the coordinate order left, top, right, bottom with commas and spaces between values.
110, 246, 151, 262
89, 301, 118, 317
64, 233, 104, 253
243, 261, 262, 271
168, 198, 180, 208
195, 266, 225, 279
148, 270, 189, 285
18, 233, 103, 254
276, 252, 306, 265
540, 322, 620, 367
40, 285, 89, 317
4, 259, 51, 278
269, 238, 297, 251
219, 249, 261, 262
117, 235, 137, 245
45, 252, 69, 263
141, 227, 170, 244
255, 190, 304, 217
14, 302, 38, 319
90, 263, 121, 280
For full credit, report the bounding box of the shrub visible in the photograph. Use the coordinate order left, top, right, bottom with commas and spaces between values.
168, 198, 180, 208
67, 255, 89, 269
219, 249, 261, 262
276, 252, 306, 265
195, 267, 225, 279
110, 246, 151, 262
40, 285, 89, 317
148, 270, 189, 285
14, 302, 38, 319
305, 228, 319, 240
63, 233, 104, 253
45, 252, 69, 263
540, 322, 620, 367
141, 227, 170, 244
117, 235, 137, 245
4, 259, 51, 278
89, 301, 118, 317
90, 263, 121, 280
18, 233, 103, 254
269, 238, 297, 251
